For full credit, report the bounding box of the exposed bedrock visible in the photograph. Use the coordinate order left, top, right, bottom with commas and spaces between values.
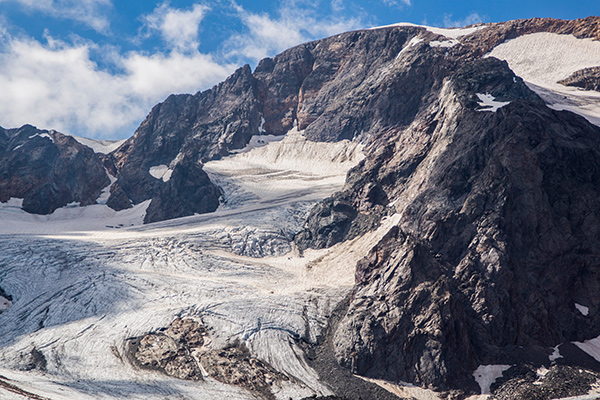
329, 57, 600, 394
0, 125, 109, 214
558, 66, 600, 92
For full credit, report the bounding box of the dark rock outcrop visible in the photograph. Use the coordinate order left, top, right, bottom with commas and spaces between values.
0, 125, 109, 214
492, 365, 600, 400
559, 66, 600, 91
129, 318, 287, 399
329, 56, 600, 394
143, 155, 221, 224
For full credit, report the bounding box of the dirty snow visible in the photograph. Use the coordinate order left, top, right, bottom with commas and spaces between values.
0, 129, 376, 400
430, 39, 458, 48
258, 116, 266, 133
96, 169, 118, 205
149, 164, 173, 182
69, 135, 126, 154
476, 93, 511, 112
473, 365, 511, 395
576, 303, 590, 316
358, 376, 441, 400
487, 32, 600, 126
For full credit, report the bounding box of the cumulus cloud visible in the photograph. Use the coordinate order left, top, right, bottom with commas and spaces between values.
0, 0, 113, 33
140, 2, 209, 52
225, 0, 365, 63
0, 34, 235, 138
442, 12, 485, 28
0, 1, 371, 139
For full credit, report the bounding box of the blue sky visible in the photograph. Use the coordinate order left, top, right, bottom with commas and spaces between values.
0, 0, 598, 139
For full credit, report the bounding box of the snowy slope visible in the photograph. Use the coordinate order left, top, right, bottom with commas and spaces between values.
487, 32, 600, 126
68, 135, 126, 154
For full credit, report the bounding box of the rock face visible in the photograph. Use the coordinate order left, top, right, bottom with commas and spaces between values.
559, 66, 600, 91
0, 125, 109, 214
308, 29, 600, 398
282, 16, 600, 396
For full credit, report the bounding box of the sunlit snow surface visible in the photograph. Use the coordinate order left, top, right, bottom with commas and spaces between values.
487, 32, 600, 126
69, 135, 126, 154
0, 128, 392, 399
476, 93, 511, 112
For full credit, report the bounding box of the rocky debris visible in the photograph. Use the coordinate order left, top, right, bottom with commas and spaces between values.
559, 66, 600, 91
129, 318, 287, 398
200, 343, 286, 399
17, 347, 47, 372
128, 318, 206, 380
298, 296, 403, 400
491, 365, 600, 400
0, 125, 110, 214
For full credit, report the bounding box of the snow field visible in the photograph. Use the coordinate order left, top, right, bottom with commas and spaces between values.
487, 33, 600, 126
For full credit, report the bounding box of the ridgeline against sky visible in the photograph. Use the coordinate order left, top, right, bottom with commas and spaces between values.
0, 0, 598, 139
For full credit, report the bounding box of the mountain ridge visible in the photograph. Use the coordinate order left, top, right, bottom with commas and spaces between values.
1, 16, 600, 399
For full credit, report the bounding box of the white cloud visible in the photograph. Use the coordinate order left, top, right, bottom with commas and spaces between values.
442, 13, 484, 28
0, 34, 235, 138
0, 0, 112, 33
141, 2, 209, 52
382, 0, 411, 7
0, 1, 370, 139
226, 0, 365, 63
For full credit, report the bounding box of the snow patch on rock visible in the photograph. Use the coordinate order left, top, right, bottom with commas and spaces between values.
69, 135, 126, 154
476, 93, 511, 112
576, 303, 590, 316
473, 365, 511, 394
550, 345, 563, 361
28, 133, 54, 142
97, 169, 118, 205
149, 165, 173, 182
370, 22, 487, 40
398, 37, 424, 57
430, 39, 458, 48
